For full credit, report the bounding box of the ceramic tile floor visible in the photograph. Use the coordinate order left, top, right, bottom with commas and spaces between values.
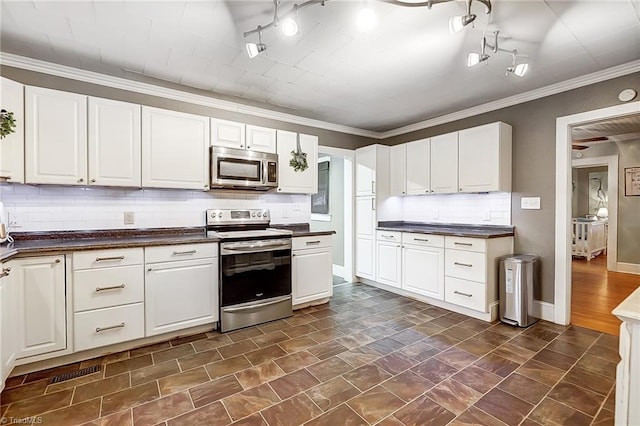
1, 283, 619, 425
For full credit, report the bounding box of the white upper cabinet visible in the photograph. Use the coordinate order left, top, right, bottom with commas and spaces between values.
88, 97, 141, 187
430, 132, 459, 194
390, 144, 407, 196
406, 138, 430, 195
356, 145, 376, 196
276, 130, 318, 194
246, 124, 276, 153
142, 106, 210, 190
25, 87, 87, 185
211, 118, 245, 150
0, 78, 25, 183
458, 122, 512, 193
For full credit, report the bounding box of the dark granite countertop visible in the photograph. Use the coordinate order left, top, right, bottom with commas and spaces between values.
0, 228, 218, 262
377, 221, 515, 239
271, 223, 336, 237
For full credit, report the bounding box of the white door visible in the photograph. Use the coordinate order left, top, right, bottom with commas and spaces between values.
0, 77, 25, 183
145, 258, 218, 336
211, 118, 245, 150
355, 197, 375, 237
376, 242, 402, 288
88, 97, 141, 187
402, 245, 444, 300
141, 107, 210, 190
390, 144, 407, 196
14, 256, 67, 359
277, 131, 318, 194
355, 145, 376, 196
1, 262, 17, 387
25, 87, 87, 185
356, 237, 375, 279
430, 132, 458, 193
458, 123, 500, 192
246, 124, 276, 153
406, 138, 430, 195
292, 247, 333, 305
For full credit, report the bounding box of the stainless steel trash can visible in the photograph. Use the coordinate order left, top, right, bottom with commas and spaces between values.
499, 254, 540, 327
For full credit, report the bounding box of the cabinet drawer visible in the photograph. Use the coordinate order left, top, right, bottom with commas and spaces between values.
445, 277, 486, 312
445, 236, 486, 253
376, 231, 401, 243
445, 250, 486, 282
293, 235, 332, 250
73, 265, 144, 312
402, 233, 444, 248
74, 303, 144, 352
145, 243, 218, 263
73, 248, 143, 270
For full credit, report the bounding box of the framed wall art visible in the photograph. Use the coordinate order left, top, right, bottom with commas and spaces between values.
624, 167, 640, 196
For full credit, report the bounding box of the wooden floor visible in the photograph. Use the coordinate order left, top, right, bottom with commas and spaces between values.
571, 254, 640, 335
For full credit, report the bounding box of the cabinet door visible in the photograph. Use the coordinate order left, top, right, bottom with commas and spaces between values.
246, 124, 276, 153
0, 77, 25, 183
88, 97, 141, 187
142, 107, 210, 190
390, 144, 407, 196
211, 118, 245, 149
145, 258, 218, 336
355, 196, 375, 237
430, 132, 458, 194
276, 131, 318, 194
356, 237, 375, 279
292, 247, 333, 305
25, 87, 87, 185
458, 123, 500, 192
1, 262, 17, 387
376, 242, 401, 288
14, 256, 66, 359
355, 146, 376, 196
402, 245, 444, 300
406, 139, 430, 195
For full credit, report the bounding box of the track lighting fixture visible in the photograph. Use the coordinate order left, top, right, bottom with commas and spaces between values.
245, 27, 267, 59
449, 0, 491, 34
505, 53, 529, 77
467, 31, 529, 77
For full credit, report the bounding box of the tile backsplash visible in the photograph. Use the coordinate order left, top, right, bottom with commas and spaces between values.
401, 192, 512, 225
0, 184, 311, 232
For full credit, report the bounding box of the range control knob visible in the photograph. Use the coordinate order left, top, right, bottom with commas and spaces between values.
218, 212, 223, 218
258, 212, 263, 217
252, 212, 256, 217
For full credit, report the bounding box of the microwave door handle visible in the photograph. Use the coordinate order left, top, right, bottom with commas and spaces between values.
262, 161, 267, 184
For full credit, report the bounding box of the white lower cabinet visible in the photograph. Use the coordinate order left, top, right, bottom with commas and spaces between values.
356, 237, 375, 280
1, 262, 17, 391
75, 303, 144, 352
402, 233, 444, 300
145, 245, 218, 336
376, 231, 402, 288
292, 235, 333, 306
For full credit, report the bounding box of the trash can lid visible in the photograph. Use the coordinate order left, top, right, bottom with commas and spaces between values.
500, 254, 539, 263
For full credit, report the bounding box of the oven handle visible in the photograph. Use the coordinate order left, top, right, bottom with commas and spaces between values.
221, 241, 291, 254
222, 295, 292, 313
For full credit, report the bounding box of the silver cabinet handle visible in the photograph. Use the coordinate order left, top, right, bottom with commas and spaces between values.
306, 241, 321, 245
96, 256, 125, 262
380, 235, 395, 240
0, 175, 11, 180
96, 284, 126, 292
172, 249, 197, 255
454, 291, 473, 297
0, 267, 10, 278
371, 198, 375, 211
414, 238, 429, 242
96, 322, 125, 333
371, 181, 375, 194
454, 262, 473, 267
55, 259, 61, 263
454, 242, 473, 247
90, 178, 96, 183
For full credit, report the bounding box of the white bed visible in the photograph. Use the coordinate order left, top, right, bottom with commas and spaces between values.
572, 218, 607, 261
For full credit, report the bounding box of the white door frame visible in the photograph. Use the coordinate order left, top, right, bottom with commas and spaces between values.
318, 145, 355, 282
554, 100, 640, 325
571, 155, 619, 271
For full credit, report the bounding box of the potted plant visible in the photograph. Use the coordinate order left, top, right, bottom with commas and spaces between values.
0, 109, 16, 139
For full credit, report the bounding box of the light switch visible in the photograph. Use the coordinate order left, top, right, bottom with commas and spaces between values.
521, 197, 541, 210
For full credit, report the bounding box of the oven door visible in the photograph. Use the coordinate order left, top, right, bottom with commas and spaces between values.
219, 239, 292, 331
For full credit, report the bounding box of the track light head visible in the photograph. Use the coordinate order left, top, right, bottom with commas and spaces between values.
281, 16, 299, 36
467, 52, 489, 67
505, 52, 528, 76
449, 13, 476, 33
513, 63, 528, 77
246, 42, 267, 59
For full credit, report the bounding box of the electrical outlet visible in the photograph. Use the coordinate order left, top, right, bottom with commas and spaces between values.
124, 211, 135, 225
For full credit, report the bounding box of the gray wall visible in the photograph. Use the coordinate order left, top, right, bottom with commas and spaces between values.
384, 72, 640, 303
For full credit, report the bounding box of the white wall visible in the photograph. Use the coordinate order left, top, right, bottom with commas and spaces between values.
0, 184, 310, 232
401, 192, 512, 225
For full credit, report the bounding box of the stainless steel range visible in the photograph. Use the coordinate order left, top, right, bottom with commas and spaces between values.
206, 209, 293, 332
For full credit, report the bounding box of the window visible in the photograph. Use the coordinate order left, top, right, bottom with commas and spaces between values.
312, 159, 330, 215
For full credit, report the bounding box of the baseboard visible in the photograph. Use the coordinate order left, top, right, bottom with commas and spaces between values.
616, 262, 640, 275
532, 300, 555, 322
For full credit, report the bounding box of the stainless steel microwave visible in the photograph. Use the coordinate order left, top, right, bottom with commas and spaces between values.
210, 146, 278, 191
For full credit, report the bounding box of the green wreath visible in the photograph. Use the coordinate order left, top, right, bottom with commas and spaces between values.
289, 135, 309, 172
0, 109, 16, 139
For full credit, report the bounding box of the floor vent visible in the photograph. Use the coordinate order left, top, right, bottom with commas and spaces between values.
50, 365, 100, 384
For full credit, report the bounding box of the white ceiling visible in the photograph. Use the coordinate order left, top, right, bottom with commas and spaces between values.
1, 0, 639, 132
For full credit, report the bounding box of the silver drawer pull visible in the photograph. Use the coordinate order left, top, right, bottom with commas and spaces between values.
306, 241, 321, 245
172, 250, 197, 255
454, 262, 473, 267
96, 256, 125, 262
414, 238, 429, 242
380, 235, 395, 240
454, 291, 473, 297
96, 284, 126, 292
96, 322, 125, 333
454, 242, 473, 246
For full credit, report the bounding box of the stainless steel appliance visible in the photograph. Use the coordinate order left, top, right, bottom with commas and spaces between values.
206, 209, 293, 332
499, 254, 540, 327
210, 146, 278, 191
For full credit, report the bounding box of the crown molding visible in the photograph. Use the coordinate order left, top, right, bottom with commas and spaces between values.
0, 52, 380, 139
2, 52, 639, 140
380, 60, 640, 139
